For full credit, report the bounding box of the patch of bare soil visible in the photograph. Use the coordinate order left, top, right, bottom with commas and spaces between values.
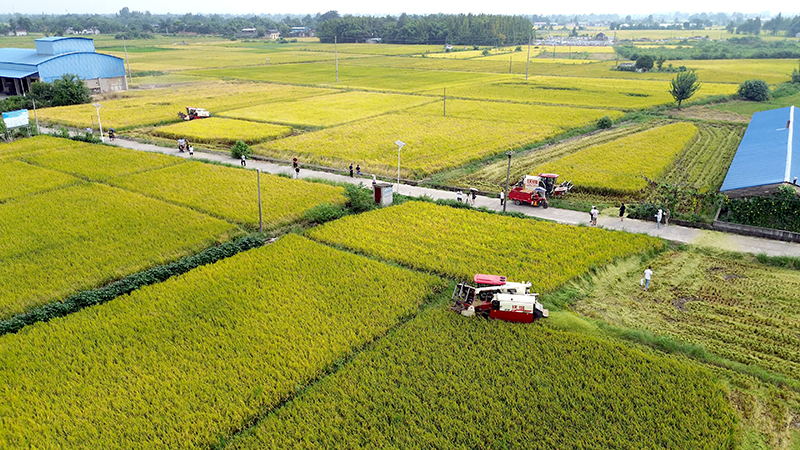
669, 106, 750, 123
672, 297, 699, 311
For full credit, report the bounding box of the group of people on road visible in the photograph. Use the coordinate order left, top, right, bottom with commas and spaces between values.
456, 189, 477, 205
176, 138, 193, 156
348, 163, 361, 177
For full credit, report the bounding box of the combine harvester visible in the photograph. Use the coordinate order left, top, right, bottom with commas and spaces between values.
451, 274, 548, 323
508, 174, 573, 208
178, 107, 210, 121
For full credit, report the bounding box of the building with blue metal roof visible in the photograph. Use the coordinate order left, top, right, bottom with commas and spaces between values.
720, 105, 798, 198
0, 37, 127, 96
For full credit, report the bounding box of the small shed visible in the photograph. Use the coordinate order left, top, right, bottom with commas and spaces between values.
720, 106, 798, 198
373, 182, 393, 206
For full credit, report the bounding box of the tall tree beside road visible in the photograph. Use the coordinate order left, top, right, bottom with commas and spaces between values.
669, 70, 701, 110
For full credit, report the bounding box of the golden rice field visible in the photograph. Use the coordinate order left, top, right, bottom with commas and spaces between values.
105, 46, 371, 72
36, 82, 337, 130
0, 160, 79, 201
0, 183, 239, 319
530, 122, 698, 195
0, 235, 444, 449
226, 307, 736, 450
255, 101, 618, 178
151, 117, 292, 144
220, 91, 437, 127
451, 121, 657, 191
306, 201, 663, 292
22, 136, 183, 180
432, 75, 736, 109
108, 161, 345, 228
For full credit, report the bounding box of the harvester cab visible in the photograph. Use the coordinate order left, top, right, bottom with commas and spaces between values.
451, 274, 548, 323
178, 107, 210, 121
537, 173, 573, 197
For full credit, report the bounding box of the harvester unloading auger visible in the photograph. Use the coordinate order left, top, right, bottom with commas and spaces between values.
450, 274, 548, 323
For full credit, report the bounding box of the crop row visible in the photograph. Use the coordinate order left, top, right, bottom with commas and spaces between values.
574, 249, 800, 382
151, 117, 292, 145
0, 235, 444, 449
306, 201, 663, 292
530, 122, 699, 195
255, 100, 620, 178
226, 307, 737, 449
0, 160, 79, 201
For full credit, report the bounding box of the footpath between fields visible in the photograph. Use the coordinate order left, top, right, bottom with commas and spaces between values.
98, 135, 800, 258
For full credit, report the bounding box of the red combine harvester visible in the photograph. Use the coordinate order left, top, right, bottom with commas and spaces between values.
178, 107, 210, 121
451, 274, 548, 323
508, 174, 572, 207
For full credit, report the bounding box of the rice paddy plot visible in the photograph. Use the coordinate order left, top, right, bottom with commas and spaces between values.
22, 137, 184, 180
151, 117, 292, 145
0, 235, 443, 449
36, 82, 337, 130
187, 63, 507, 92
220, 91, 437, 127
0, 160, 80, 201
225, 307, 736, 450
432, 75, 736, 109
0, 183, 239, 319
107, 161, 345, 228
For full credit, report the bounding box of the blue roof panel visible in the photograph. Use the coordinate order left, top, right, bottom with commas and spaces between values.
0, 48, 54, 66
720, 106, 796, 192
0, 67, 38, 78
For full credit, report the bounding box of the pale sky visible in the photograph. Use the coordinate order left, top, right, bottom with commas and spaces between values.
8, 0, 796, 17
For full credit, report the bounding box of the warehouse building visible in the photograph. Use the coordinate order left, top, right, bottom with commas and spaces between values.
720, 105, 798, 198
0, 36, 127, 96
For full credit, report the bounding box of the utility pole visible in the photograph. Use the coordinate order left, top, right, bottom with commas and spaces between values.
123, 37, 132, 85
503, 151, 512, 213
257, 169, 263, 232
525, 30, 532, 80
334, 35, 339, 83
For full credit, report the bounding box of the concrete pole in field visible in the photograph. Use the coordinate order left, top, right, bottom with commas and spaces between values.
503, 151, 512, 213
257, 169, 263, 232
334, 35, 339, 83
525, 30, 532, 80
93, 103, 103, 143
395, 140, 406, 193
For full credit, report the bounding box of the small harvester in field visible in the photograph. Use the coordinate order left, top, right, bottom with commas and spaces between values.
178, 107, 210, 121
451, 274, 548, 323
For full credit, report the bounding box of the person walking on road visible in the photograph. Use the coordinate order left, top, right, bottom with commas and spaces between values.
240, 154, 246, 167
471, 190, 477, 206
590, 206, 599, 226
457, 190, 463, 202
188, 145, 194, 157
655, 209, 663, 229
349, 163, 354, 177
356, 165, 361, 176
664, 208, 670, 226
642, 266, 653, 291
500, 190, 505, 206
619, 202, 626, 221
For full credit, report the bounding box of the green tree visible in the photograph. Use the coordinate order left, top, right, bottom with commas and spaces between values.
50, 74, 91, 107
669, 70, 701, 110
635, 55, 655, 71
230, 140, 251, 159
738, 79, 770, 101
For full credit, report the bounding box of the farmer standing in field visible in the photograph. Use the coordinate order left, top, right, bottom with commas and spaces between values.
642, 266, 653, 291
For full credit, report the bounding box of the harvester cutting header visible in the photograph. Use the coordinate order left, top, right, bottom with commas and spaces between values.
508, 174, 573, 208
451, 274, 548, 323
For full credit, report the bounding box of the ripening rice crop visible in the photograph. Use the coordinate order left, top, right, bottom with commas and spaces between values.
306, 201, 663, 292
151, 117, 292, 145
108, 161, 345, 228
225, 307, 736, 449
0, 183, 239, 319
0, 160, 79, 201
530, 122, 699, 195
575, 249, 800, 382
433, 75, 735, 109
36, 82, 337, 130
0, 235, 443, 449
220, 91, 437, 127
0, 134, 72, 161
452, 121, 657, 191
255, 100, 620, 178
21, 136, 184, 180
